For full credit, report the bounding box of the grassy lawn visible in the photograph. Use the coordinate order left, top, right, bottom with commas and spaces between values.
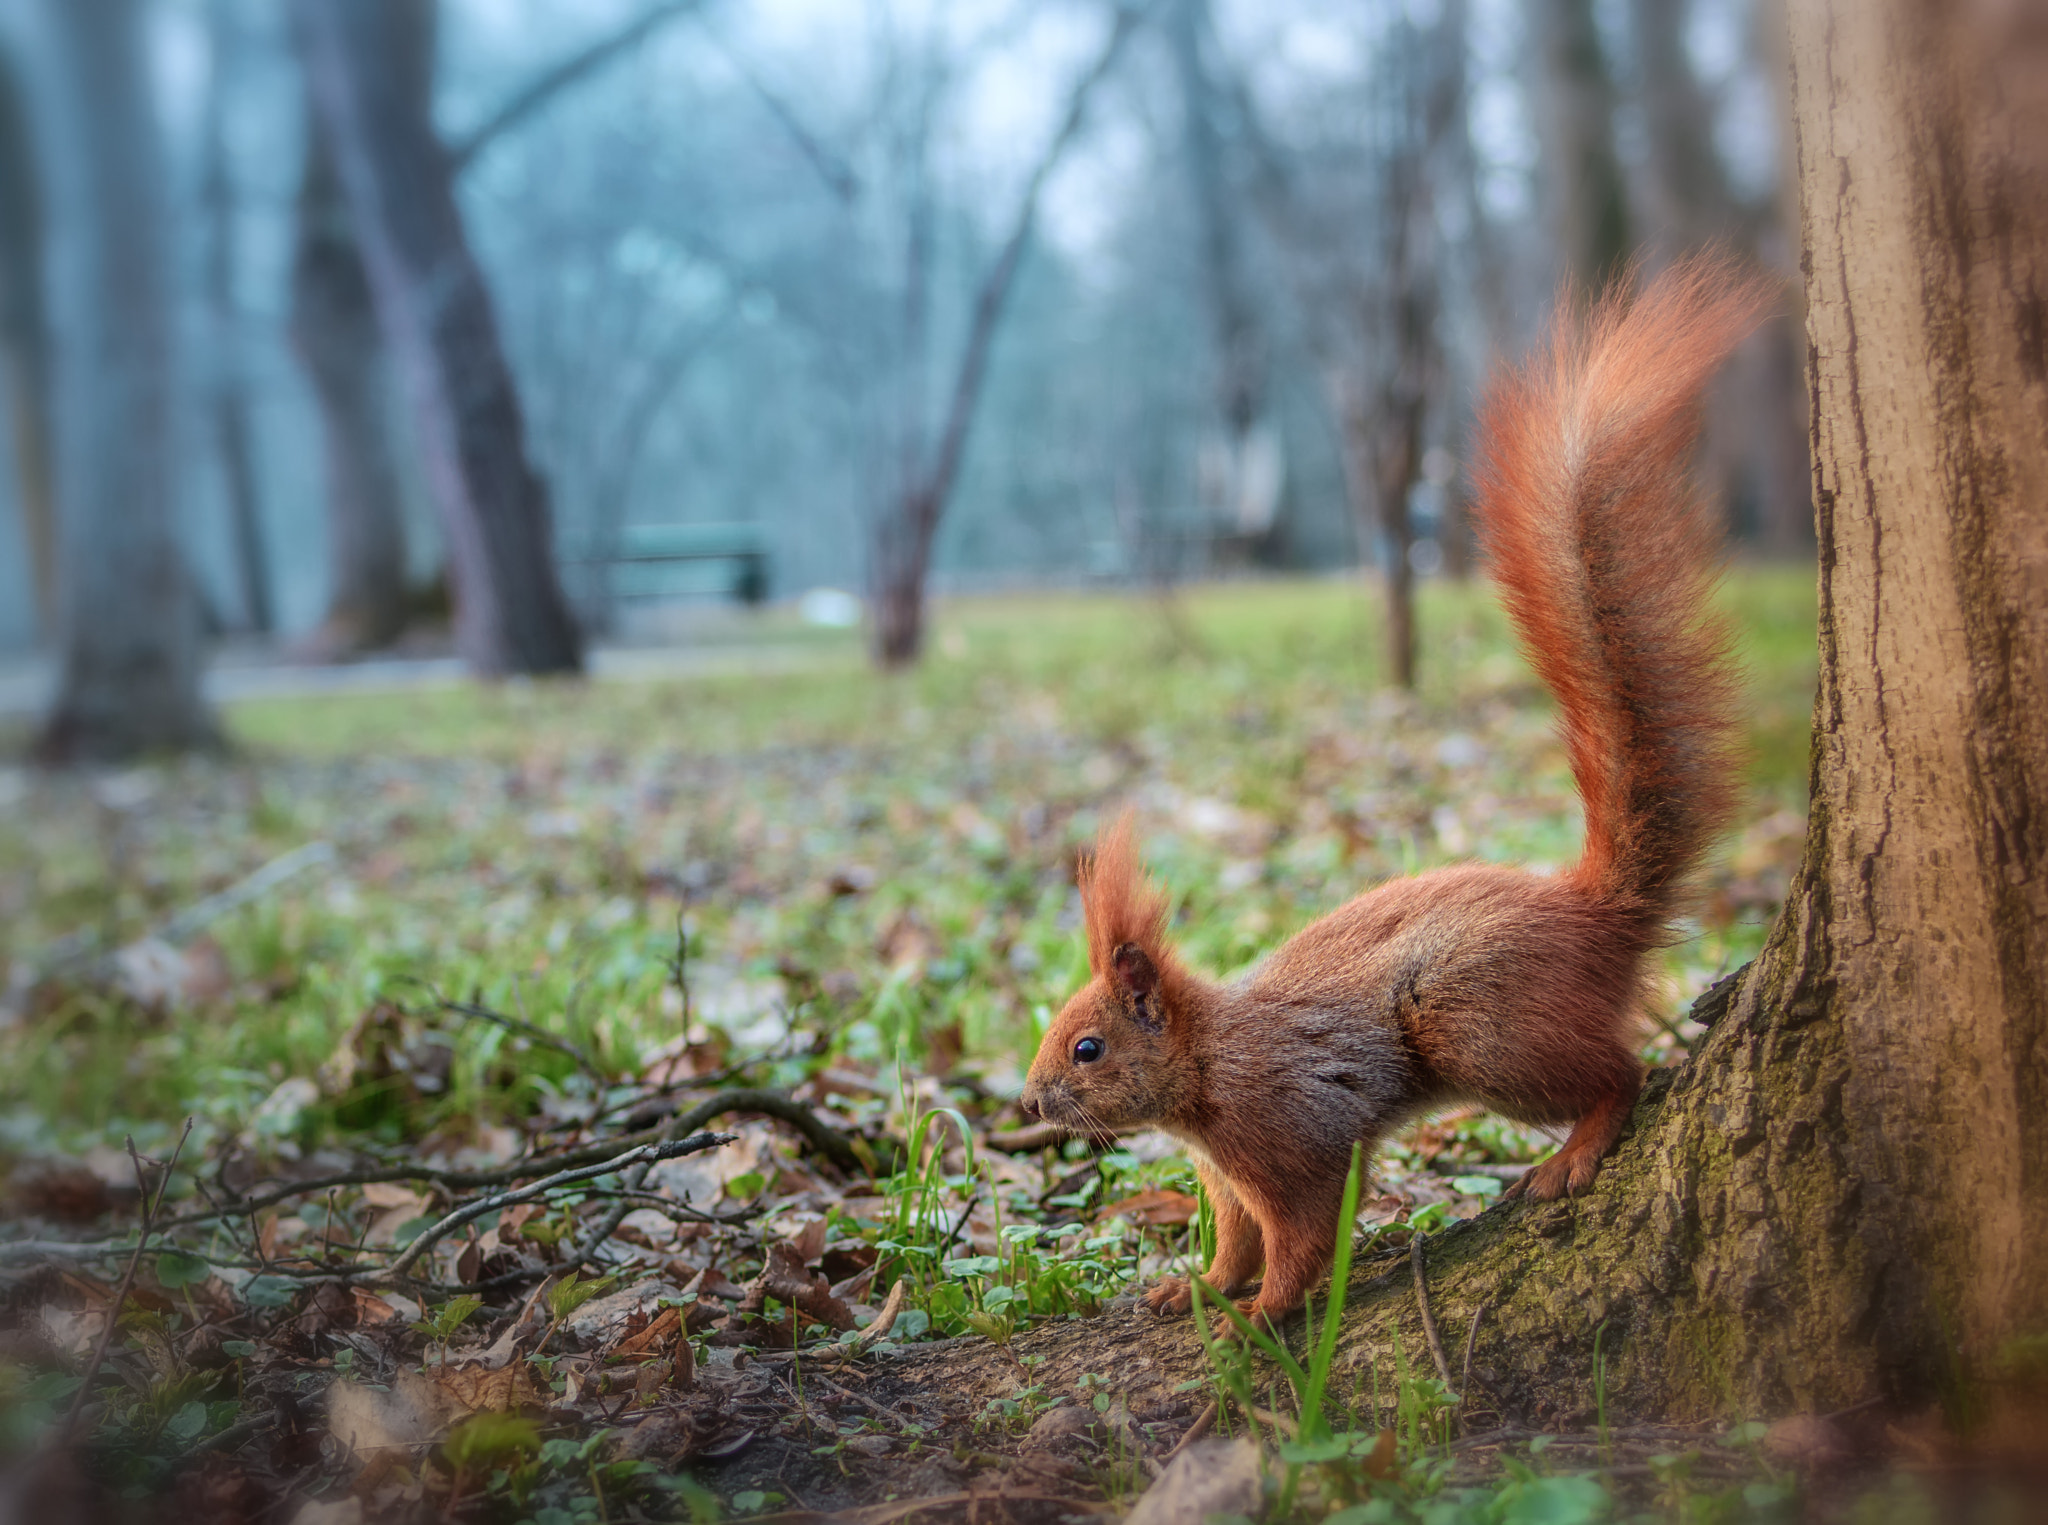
0, 568, 1833, 1520
1, 567, 1816, 1157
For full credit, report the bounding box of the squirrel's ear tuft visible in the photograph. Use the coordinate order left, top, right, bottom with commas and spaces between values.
1080, 812, 1172, 978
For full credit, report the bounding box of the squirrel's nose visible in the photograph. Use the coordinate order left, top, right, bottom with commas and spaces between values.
1019, 1091, 1041, 1121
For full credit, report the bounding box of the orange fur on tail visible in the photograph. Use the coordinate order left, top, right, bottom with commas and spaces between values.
1470, 256, 1765, 922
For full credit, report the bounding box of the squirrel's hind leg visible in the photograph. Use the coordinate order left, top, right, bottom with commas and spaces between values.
1506, 1069, 1642, 1201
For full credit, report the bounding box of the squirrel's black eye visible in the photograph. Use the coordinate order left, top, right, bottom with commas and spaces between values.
1073, 1036, 1105, 1064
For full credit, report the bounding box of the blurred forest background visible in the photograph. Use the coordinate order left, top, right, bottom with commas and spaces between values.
0, 0, 1808, 755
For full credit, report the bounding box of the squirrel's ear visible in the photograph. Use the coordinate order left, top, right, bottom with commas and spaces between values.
1110, 942, 1159, 999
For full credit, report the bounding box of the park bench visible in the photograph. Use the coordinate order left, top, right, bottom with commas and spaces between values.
580, 522, 771, 606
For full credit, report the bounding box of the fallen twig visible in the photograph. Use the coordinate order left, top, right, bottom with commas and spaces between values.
1461, 1301, 1485, 1402
153, 1090, 841, 1234
5, 844, 334, 1015
59, 1119, 192, 1448
809, 1367, 923, 1432
1411, 1229, 1458, 1398
562, 1086, 856, 1271
659, 1088, 867, 1176
1449, 1423, 1722, 1455
983, 1122, 1098, 1153
382, 1130, 733, 1281
747, 1487, 1112, 1524
173, 1407, 275, 1466
1160, 1399, 1218, 1461
156, 843, 337, 947
431, 988, 607, 1086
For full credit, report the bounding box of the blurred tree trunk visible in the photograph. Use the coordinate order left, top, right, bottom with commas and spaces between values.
1631, 0, 1811, 557
33, 0, 215, 761
1169, 0, 1280, 561
290, 102, 410, 658
1326, 6, 1459, 692
1630, 0, 1731, 247
869, 10, 1133, 670
293, 0, 581, 676
287, 0, 703, 660
1531, 0, 1630, 291
0, 50, 55, 640
201, 0, 272, 636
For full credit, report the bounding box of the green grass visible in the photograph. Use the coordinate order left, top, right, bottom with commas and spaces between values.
0, 570, 1817, 1159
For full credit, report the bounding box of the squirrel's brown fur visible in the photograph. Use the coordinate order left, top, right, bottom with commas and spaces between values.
1021, 258, 1764, 1327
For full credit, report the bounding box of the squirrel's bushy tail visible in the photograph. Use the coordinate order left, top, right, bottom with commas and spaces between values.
1471, 256, 1765, 925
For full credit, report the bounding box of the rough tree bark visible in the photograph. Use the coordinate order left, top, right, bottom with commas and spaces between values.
895, 0, 2048, 1430
293, 0, 581, 677
32, 0, 216, 761
868, 10, 1135, 670
0, 49, 55, 640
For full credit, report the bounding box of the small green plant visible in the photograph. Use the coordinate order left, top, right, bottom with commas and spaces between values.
413, 1293, 483, 1364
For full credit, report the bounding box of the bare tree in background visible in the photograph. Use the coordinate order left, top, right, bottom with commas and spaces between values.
1531, 0, 1630, 292
1168, 0, 1281, 564
1250, 6, 1466, 690
293, 0, 580, 676
1629, 0, 1809, 555
289, 0, 704, 660
0, 47, 54, 641
867, 7, 1138, 669
202, 0, 272, 635
33, 0, 215, 760
291, 103, 411, 658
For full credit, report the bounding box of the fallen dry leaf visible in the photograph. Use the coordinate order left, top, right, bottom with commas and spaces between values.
613, 1305, 680, 1359
435, 1359, 545, 1414
1098, 1188, 1199, 1227
329, 1369, 452, 1461
758, 1240, 856, 1332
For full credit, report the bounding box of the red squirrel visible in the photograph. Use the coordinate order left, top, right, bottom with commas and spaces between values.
1019, 259, 1763, 1327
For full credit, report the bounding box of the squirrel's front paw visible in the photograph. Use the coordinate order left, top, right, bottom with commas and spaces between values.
1142, 1276, 1193, 1317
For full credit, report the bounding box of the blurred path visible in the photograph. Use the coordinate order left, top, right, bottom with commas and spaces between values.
0, 641, 853, 717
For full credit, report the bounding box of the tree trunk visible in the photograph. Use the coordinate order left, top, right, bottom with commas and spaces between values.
1530, 0, 1630, 293
1170, 0, 1282, 559
0, 49, 56, 641
1298, 0, 2048, 1420
865, 10, 1135, 671
1329, 369, 1420, 693
293, 0, 582, 677
290, 102, 411, 658
870, 487, 939, 671
1630, 0, 1733, 251
1372, 387, 1422, 693
32, 0, 216, 762
201, 1, 272, 636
